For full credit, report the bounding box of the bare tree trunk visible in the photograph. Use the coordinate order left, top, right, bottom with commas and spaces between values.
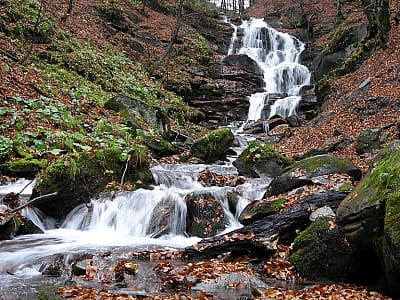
149, 0, 184, 75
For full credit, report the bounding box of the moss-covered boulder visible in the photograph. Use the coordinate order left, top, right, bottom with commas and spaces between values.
336, 141, 400, 296
104, 95, 170, 139
289, 217, 358, 282
2, 158, 46, 178
190, 128, 234, 162
185, 191, 228, 238
33, 147, 152, 218
238, 198, 285, 225
267, 154, 362, 196
233, 141, 292, 178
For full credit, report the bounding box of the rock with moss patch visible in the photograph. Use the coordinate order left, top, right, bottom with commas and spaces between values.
233, 140, 292, 178
105, 95, 170, 139
185, 191, 228, 238
2, 158, 46, 178
239, 198, 285, 225
191, 128, 234, 162
32, 147, 152, 218
336, 141, 400, 295
267, 154, 361, 196
355, 128, 381, 154
289, 217, 358, 282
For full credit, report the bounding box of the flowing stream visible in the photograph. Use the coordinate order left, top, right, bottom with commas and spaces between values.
0, 16, 310, 299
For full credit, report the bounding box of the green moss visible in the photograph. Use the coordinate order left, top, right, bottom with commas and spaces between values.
334, 44, 364, 76
239, 140, 292, 166
4, 158, 46, 173
191, 127, 234, 162
37, 286, 63, 300
315, 78, 332, 102
338, 184, 354, 192
322, 23, 354, 56
289, 217, 357, 281
286, 154, 353, 173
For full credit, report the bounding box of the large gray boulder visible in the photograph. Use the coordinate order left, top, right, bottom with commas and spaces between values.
267, 154, 362, 196
336, 141, 400, 296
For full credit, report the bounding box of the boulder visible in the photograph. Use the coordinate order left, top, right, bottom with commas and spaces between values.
104, 95, 170, 139
238, 198, 285, 225
267, 154, 362, 196
336, 141, 400, 296
147, 198, 176, 238
185, 191, 228, 238
191, 128, 234, 162
233, 140, 292, 178
33, 148, 152, 218
355, 128, 382, 154
289, 217, 358, 282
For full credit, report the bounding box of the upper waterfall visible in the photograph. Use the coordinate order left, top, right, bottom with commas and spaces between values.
227, 18, 311, 121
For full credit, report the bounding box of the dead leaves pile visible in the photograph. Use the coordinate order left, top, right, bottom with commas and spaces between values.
197, 168, 246, 187
153, 260, 254, 290
57, 285, 135, 300
259, 284, 391, 300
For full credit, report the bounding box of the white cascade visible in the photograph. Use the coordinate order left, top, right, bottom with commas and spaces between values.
227, 18, 311, 121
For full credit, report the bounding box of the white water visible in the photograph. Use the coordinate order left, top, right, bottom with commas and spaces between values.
0, 165, 268, 278
227, 18, 311, 121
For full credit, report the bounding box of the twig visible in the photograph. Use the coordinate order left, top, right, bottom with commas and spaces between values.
9, 192, 58, 213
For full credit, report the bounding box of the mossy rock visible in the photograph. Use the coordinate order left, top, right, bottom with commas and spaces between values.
267, 154, 362, 196
355, 128, 381, 154
37, 286, 64, 300
143, 135, 177, 158
337, 141, 400, 295
238, 198, 285, 225
104, 95, 171, 139
233, 140, 292, 178
190, 127, 234, 162
33, 147, 152, 218
2, 158, 46, 178
289, 217, 358, 282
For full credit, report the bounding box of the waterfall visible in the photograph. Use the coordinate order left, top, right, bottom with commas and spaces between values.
227, 18, 311, 122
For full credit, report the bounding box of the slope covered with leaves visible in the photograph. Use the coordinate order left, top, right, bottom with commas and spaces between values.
0, 0, 222, 179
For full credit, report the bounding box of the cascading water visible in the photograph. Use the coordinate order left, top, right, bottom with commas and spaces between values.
227, 18, 311, 122
0, 164, 269, 298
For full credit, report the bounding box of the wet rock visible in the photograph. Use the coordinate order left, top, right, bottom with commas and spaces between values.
224, 54, 263, 75
185, 191, 228, 238
267, 154, 361, 196
41, 260, 64, 277
147, 198, 176, 238
0, 215, 20, 240
233, 140, 292, 178
105, 95, 170, 139
17, 216, 43, 235
143, 135, 177, 158
336, 141, 400, 296
355, 128, 382, 154
289, 217, 358, 282
241, 120, 266, 134
191, 127, 234, 162
239, 198, 285, 225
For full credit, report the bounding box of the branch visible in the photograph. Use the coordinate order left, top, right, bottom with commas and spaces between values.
9, 192, 58, 213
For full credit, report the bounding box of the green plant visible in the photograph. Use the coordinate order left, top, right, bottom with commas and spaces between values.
0, 136, 13, 162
